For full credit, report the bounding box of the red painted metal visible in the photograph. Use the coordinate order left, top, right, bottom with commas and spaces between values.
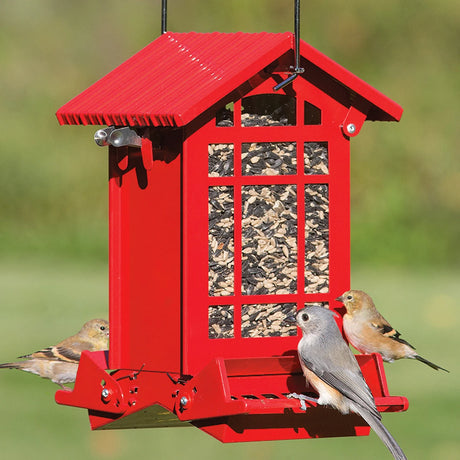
56, 351, 407, 441
55, 32, 406, 441
55, 351, 127, 414
56, 32, 402, 128
181, 74, 353, 374
108, 142, 182, 371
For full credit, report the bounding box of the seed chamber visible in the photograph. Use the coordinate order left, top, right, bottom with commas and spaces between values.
208, 94, 330, 339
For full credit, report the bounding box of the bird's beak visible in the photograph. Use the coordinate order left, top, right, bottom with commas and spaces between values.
285, 315, 298, 325
335, 295, 344, 303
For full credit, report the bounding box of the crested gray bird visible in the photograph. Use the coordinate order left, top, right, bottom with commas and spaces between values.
289, 306, 406, 460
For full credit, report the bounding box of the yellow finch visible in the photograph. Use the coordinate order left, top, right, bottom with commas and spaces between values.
0, 319, 109, 388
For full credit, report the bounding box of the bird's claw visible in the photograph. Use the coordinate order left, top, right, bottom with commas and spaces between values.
287, 392, 317, 411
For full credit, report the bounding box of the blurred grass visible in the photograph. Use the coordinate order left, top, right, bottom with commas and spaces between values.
0, 0, 459, 267
0, 261, 458, 459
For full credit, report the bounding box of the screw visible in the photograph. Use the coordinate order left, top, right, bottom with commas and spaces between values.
180, 396, 189, 408
346, 123, 356, 134
101, 388, 110, 399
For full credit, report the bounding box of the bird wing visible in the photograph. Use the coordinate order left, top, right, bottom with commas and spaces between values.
53, 336, 100, 361
371, 315, 416, 349
18, 347, 58, 360
54, 346, 82, 362
18, 346, 81, 363
300, 340, 381, 420
18, 337, 95, 363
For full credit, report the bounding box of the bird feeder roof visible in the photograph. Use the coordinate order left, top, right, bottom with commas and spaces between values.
56, 32, 402, 127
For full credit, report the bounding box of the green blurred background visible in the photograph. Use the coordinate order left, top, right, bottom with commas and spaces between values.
0, 1, 458, 459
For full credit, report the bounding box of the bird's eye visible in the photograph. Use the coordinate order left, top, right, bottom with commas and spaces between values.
347, 295, 352, 300
100, 326, 106, 331
301, 313, 309, 322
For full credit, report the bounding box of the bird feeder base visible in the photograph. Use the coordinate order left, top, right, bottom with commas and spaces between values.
56, 351, 407, 442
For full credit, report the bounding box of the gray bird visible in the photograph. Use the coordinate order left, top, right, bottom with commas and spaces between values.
0, 319, 109, 389
289, 306, 406, 460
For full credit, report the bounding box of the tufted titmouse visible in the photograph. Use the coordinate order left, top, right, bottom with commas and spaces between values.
0, 319, 109, 389
337, 290, 448, 372
289, 306, 406, 460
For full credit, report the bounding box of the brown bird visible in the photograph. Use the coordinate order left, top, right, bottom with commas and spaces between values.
336, 290, 448, 372
0, 319, 109, 388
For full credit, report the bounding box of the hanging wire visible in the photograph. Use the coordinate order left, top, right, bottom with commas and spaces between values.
161, 0, 168, 34
273, 0, 305, 91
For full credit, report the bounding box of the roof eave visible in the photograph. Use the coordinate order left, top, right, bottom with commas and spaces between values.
299, 40, 403, 122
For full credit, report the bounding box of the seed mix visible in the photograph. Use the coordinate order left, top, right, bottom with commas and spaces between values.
241, 303, 297, 338
208, 186, 234, 297
305, 184, 329, 293
242, 184, 298, 296
208, 111, 330, 339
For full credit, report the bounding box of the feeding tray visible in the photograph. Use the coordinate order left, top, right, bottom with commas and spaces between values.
56, 350, 407, 441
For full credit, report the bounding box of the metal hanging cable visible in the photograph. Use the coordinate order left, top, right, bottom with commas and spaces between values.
161, 0, 167, 34
273, 0, 304, 91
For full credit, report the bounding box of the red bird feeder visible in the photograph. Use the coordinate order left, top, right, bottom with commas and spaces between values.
55, 30, 408, 441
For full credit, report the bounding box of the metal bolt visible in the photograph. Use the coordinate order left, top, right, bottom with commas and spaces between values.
94, 126, 115, 147
180, 396, 189, 408
101, 388, 110, 399
346, 123, 356, 134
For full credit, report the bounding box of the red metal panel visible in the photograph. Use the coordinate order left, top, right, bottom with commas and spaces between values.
182, 74, 351, 375
108, 144, 182, 371
298, 41, 403, 122
56, 33, 402, 128
55, 353, 406, 437
56, 32, 293, 127
56, 351, 127, 414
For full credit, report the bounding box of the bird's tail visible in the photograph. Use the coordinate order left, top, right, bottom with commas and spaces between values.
0, 362, 21, 369
415, 354, 449, 372
359, 409, 407, 460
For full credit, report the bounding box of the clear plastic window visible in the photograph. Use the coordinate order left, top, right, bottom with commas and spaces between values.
241, 303, 297, 337
304, 101, 321, 125
216, 103, 234, 127
242, 142, 296, 176
209, 186, 234, 296
209, 305, 234, 338
305, 184, 329, 293
304, 142, 328, 175
242, 185, 297, 295
208, 143, 234, 177
242, 94, 296, 126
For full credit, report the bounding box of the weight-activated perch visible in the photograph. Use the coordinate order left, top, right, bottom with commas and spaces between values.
289, 306, 407, 460
0, 319, 109, 389
337, 290, 448, 372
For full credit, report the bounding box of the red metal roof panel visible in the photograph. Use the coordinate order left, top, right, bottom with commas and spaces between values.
56, 32, 402, 127
56, 32, 293, 127
298, 40, 403, 122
